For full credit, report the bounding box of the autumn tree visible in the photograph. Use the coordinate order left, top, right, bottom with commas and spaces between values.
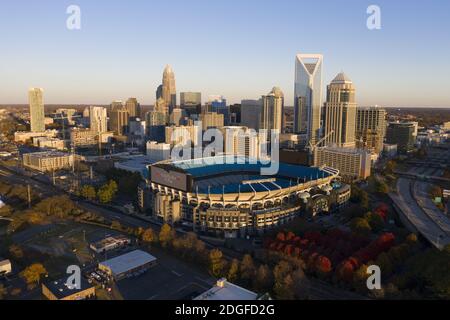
81, 185, 97, 201
227, 259, 239, 283
273, 260, 295, 300
20, 263, 47, 289
365, 212, 385, 233
350, 217, 372, 237
159, 224, 174, 248
141, 228, 156, 245
253, 264, 273, 293
209, 249, 226, 278
240, 254, 255, 284
97, 180, 118, 204
352, 264, 369, 293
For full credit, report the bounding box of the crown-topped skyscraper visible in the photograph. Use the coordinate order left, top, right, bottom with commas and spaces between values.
162, 65, 176, 114
294, 54, 323, 146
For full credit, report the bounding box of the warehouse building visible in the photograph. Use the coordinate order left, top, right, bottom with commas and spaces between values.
98, 250, 157, 281
194, 278, 259, 300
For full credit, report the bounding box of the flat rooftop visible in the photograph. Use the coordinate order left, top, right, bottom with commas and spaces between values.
44, 277, 94, 299
194, 278, 258, 301
25, 151, 71, 158
99, 250, 157, 276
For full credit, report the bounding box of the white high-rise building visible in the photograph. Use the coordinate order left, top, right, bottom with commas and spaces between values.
29, 88, 45, 132
89, 106, 108, 133
221, 126, 261, 159
294, 54, 323, 145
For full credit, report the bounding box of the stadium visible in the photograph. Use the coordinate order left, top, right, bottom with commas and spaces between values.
146, 155, 351, 238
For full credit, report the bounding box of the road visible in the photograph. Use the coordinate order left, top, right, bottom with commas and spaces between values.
389, 178, 450, 250
413, 181, 450, 234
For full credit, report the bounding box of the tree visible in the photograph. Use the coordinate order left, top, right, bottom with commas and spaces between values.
376, 252, 393, 276
292, 268, 310, 299
97, 180, 118, 204
20, 263, 47, 289
240, 254, 255, 283
9, 244, 24, 259
0, 204, 13, 217
81, 185, 96, 201
366, 212, 385, 233
253, 264, 273, 293
350, 217, 372, 237
273, 261, 295, 300
141, 228, 155, 244
375, 180, 389, 194
315, 256, 332, 276
227, 259, 239, 283
159, 224, 174, 248
209, 249, 226, 278
352, 264, 369, 293
0, 284, 7, 300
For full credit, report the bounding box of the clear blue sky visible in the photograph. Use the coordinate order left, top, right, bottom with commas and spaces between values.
1, 0, 449, 107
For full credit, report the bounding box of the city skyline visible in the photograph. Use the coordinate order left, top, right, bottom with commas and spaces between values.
1, 0, 449, 107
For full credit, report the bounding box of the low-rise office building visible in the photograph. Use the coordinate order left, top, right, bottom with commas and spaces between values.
22, 151, 74, 172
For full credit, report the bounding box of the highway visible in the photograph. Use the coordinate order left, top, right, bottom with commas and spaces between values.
390, 178, 450, 250
413, 181, 450, 234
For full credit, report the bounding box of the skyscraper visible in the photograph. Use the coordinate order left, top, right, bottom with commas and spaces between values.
294, 54, 323, 145
89, 106, 108, 133
241, 99, 262, 130
356, 106, 387, 153
260, 87, 284, 132
180, 92, 202, 117
29, 88, 45, 132
125, 98, 141, 119
162, 65, 176, 113
109, 101, 129, 135
323, 73, 357, 148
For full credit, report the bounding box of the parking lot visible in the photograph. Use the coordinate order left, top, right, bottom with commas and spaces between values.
116, 247, 214, 300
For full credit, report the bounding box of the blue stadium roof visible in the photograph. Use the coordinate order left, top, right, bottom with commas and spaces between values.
168, 155, 332, 194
